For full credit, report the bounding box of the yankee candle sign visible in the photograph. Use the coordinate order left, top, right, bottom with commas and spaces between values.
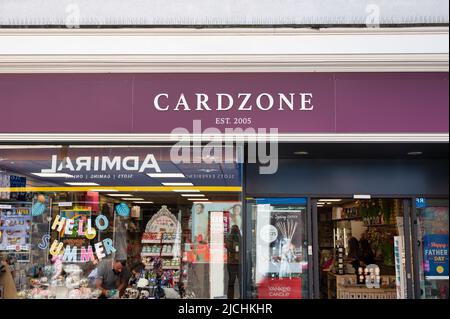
258, 277, 302, 299
49, 214, 116, 262
423, 234, 449, 278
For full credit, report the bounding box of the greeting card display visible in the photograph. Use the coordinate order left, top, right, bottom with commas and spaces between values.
140, 206, 182, 291
0, 206, 31, 257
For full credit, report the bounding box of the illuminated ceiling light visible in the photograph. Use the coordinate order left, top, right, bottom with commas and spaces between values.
407, 151, 423, 156
354, 194, 371, 199
122, 198, 145, 201
318, 199, 342, 202
31, 172, 74, 178
107, 194, 133, 197
0, 145, 63, 149
134, 201, 154, 204
180, 194, 205, 197
69, 145, 174, 148
198, 168, 218, 173
187, 198, 209, 201
162, 182, 194, 186
147, 173, 185, 178
64, 182, 99, 186
294, 151, 309, 155
172, 189, 200, 193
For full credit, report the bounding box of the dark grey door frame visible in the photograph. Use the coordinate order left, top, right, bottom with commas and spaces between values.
244, 194, 428, 299
402, 198, 415, 299
309, 195, 416, 299
311, 198, 320, 299
410, 197, 422, 299
243, 195, 313, 299
409, 196, 449, 299
241, 161, 248, 299
306, 196, 313, 299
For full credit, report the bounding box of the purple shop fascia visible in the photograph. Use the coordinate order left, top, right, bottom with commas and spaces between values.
0, 72, 447, 134
1, 72, 447, 176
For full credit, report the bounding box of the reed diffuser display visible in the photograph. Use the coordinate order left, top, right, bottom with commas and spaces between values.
272, 216, 302, 278
276, 219, 298, 242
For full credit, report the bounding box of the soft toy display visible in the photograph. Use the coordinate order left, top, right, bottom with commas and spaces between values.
123, 288, 140, 299
63, 264, 82, 289
51, 255, 63, 282
107, 289, 119, 298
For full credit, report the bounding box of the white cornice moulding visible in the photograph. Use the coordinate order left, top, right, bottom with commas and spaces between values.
0, 53, 448, 73
0, 27, 448, 73
0, 133, 448, 143
0, 27, 448, 36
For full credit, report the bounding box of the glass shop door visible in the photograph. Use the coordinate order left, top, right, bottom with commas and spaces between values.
245, 198, 311, 299
413, 198, 449, 299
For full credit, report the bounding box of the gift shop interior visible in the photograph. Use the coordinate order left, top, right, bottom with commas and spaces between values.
245, 142, 448, 300
317, 198, 406, 299
0, 145, 243, 299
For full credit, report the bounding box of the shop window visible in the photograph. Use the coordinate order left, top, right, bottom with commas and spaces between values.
248, 198, 309, 299
0, 145, 242, 299
415, 198, 449, 299
318, 198, 407, 299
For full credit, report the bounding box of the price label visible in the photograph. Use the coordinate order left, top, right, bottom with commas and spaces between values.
58, 202, 73, 207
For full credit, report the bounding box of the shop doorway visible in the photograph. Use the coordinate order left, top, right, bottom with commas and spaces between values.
313, 197, 412, 299
246, 198, 311, 299
413, 198, 449, 299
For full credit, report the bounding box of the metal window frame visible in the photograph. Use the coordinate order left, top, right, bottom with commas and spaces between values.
410, 196, 449, 299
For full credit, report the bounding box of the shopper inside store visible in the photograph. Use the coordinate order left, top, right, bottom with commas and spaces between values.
96, 259, 130, 298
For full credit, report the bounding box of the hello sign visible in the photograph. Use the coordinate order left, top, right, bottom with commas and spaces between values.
49, 214, 116, 262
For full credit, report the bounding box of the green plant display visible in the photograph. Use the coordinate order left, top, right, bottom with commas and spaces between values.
382, 239, 395, 266
380, 199, 391, 224
359, 201, 368, 218
368, 201, 378, 217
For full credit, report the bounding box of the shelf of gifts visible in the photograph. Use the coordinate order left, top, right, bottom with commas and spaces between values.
141, 231, 178, 242
365, 223, 397, 227
0, 215, 30, 218
141, 253, 177, 257
141, 252, 161, 257
141, 253, 174, 257
141, 240, 179, 244
141, 244, 180, 255
0, 225, 29, 230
